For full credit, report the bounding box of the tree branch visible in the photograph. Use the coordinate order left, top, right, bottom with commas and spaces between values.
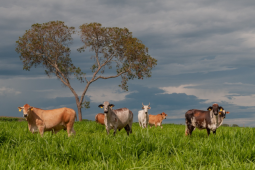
92, 71, 126, 83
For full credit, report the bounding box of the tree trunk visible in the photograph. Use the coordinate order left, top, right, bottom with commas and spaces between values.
77, 105, 82, 121
74, 95, 82, 121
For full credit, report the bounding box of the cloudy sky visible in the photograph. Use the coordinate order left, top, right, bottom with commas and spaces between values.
1, 0, 255, 126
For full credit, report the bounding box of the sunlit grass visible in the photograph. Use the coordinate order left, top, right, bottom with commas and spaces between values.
0, 121, 254, 169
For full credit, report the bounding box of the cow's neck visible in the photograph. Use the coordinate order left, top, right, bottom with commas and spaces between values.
27, 109, 39, 125
158, 114, 163, 121
209, 110, 224, 127
105, 108, 115, 122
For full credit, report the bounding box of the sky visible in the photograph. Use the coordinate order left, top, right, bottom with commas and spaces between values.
1, 0, 255, 126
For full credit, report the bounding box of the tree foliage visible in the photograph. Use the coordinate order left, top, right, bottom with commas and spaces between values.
15, 21, 83, 83
78, 22, 157, 91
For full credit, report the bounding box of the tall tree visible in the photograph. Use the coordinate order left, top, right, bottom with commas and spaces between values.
16, 21, 157, 121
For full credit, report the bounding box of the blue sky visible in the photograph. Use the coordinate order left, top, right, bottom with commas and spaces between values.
1, 0, 255, 126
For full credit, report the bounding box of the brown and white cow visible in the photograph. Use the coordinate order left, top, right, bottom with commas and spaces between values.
185, 103, 230, 136
148, 112, 167, 128
98, 101, 133, 135
18, 104, 76, 137
95, 113, 105, 125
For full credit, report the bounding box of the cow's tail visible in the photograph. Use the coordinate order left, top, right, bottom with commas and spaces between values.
185, 124, 188, 136
185, 117, 189, 136
129, 110, 133, 133
129, 110, 133, 122
95, 114, 98, 123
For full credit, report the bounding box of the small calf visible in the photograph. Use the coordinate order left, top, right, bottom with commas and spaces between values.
149, 112, 167, 128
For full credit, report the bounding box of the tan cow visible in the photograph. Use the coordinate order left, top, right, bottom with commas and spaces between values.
149, 112, 167, 128
18, 104, 76, 137
95, 113, 105, 125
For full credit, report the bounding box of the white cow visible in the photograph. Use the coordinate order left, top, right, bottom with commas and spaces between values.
138, 103, 151, 128
98, 101, 133, 136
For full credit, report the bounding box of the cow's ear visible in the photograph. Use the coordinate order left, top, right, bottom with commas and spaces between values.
98, 104, 104, 108
226, 111, 230, 114
148, 107, 151, 109
109, 104, 115, 108
207, 106, 212, 111
219, 106, 224, 111
18, 107, 23, 112
30, 107, 34, 111
142, 107, 144, 109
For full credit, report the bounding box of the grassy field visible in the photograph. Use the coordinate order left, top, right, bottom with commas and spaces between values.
0, 121, 255, 170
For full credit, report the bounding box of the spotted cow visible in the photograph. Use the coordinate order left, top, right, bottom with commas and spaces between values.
185, 103, 230, 136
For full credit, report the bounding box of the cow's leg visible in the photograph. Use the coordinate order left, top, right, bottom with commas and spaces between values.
185, 126, 189, 136
206, 128, 211, 136
129, 122, 133, 134
66, 122, 75, 137
113, 126, 117, 136
106, 127, 110, 135
38, 126, 44, 137
139, 122, 142, 127
213, 130, 216, 135
160, 123, 163, 129
155, 124, 157, 128
71, 127, 76, 136
67, 126, 71, 137
186, 125, 195, 136
189, 126, 195, 135
124, 124, 130, 136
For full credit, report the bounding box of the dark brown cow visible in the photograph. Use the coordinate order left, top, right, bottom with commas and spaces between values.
95, 113, 105, 125
185, 103, 230, 136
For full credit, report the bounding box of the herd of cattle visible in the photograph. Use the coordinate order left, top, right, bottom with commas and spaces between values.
18, 102, 229, 137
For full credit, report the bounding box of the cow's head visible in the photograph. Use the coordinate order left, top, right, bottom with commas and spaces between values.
161, 112, 167, 119
142, 103, 151, 114
207, 103, 220, 115
218, 106, 230, 118
98, 101, 114, 114
18, 104, 34, 118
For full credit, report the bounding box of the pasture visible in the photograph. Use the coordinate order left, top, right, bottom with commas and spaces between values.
0, 121, 255, 170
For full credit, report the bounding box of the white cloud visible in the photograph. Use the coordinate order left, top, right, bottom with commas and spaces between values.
86, 88, 132, 103
160, 84, 255, 107
0, 87, 20, 95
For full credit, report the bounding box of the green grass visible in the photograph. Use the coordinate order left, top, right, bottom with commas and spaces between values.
0, 121, 255, 169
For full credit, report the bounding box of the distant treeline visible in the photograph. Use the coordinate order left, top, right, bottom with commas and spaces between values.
0, 117, 25, 122
0, 118, 245, 127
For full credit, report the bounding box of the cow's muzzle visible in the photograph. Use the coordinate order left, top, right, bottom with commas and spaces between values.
23, 114, 28, 118
145, 112, 148, 114
104, 111, 108, 114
